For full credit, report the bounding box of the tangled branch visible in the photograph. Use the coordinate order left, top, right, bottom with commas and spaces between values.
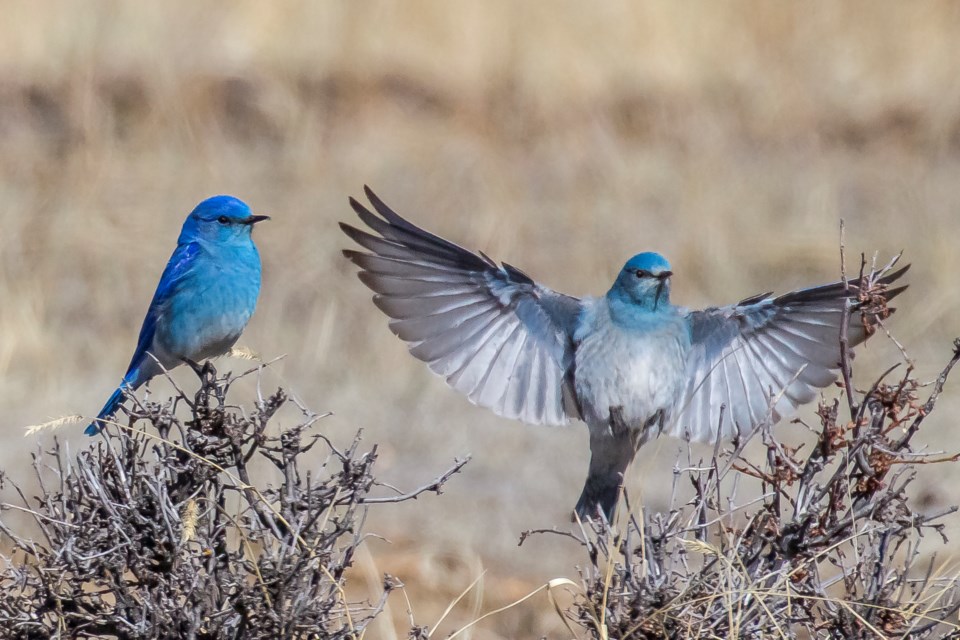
0, 366, 467, 639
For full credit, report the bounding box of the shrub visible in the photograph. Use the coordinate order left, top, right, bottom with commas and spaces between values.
0, 365, 467, 639
550, 279, 960, 638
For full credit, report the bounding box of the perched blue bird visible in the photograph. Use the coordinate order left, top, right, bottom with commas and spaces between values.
342, 187, 908, 520
87, 196, 269, 435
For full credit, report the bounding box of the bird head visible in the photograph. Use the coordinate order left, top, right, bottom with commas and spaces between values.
608, 252, 674, 311
178, 195, 270, 245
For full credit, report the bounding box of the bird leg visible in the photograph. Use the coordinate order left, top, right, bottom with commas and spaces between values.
201, 360, 217, 380
182, 358, 217, 383
646, 409, 666, 437
182, 357, 204, 377
610, 405, 630, 438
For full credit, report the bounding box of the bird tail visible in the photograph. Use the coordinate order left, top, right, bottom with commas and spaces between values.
574, 415, 643, 521
574, 469, 625, 522
85, 386, 127, 435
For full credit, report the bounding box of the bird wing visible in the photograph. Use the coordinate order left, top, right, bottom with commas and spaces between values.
122, 241, 203, 383
341, 187, 583, 426
86, 241, 204, 435
671, 264, 909, 443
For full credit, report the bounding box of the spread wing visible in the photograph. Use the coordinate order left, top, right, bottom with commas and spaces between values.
341, 187, 583, 426
672, 264, 909, 442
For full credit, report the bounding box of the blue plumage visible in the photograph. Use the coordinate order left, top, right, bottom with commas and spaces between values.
342, 187, 908, 520
86, 196, 268, 435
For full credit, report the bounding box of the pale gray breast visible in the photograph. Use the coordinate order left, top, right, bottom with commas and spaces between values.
192, 284, 255, 360
573, 300, 690, 432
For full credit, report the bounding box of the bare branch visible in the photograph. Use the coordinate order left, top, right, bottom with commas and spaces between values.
362, 456, 471, 505
0, 364, 467, 638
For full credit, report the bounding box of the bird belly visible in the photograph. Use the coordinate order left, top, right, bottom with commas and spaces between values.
155, 276, 258, 364
574, 310, 689, 438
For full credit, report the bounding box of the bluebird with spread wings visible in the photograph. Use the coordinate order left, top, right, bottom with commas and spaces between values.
341, 187, 907, 520
86, 196, 269, 435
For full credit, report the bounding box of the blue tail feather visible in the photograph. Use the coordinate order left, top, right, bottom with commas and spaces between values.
85, 386, 127, 435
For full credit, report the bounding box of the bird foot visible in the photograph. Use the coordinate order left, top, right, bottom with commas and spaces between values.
182, 358, 217, 382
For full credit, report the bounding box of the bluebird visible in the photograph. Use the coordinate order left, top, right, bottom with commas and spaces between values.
86, 196, 269, 435
341, 187, 908, 520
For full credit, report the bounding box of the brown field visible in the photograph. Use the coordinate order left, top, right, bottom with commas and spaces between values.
2, 1, 960, 637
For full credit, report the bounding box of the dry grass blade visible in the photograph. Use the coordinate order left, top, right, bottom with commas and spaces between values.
427, 570, 486, 638
22, 414, 84, 436
446, 580, 565, 640
228, 345, 262, 361
180, 498, 198, 543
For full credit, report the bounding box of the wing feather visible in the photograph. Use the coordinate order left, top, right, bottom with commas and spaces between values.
122, 241, 203, 384
342, 187, 582, 426
374, 291, 492, 319
673, 263, 908, 442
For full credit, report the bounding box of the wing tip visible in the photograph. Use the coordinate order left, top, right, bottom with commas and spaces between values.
878, 262, 910, 289
362, 185, 405, 224
348, 194, 375, 220
341, 248, 369, 266
883, 284, 909, 303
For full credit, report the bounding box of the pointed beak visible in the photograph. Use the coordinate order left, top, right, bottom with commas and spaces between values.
244, 214, 271, 225
653, 272, 671, 310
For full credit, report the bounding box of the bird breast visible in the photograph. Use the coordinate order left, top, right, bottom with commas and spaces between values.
573, 299, 690, 436
155, 250, 261, 364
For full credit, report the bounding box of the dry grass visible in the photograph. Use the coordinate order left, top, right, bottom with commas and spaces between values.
2, 2, 960, 636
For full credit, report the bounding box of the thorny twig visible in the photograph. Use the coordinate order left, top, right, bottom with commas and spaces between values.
0, 366, 467, 639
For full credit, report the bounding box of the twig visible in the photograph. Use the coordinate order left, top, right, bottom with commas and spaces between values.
362, 456, 471, 504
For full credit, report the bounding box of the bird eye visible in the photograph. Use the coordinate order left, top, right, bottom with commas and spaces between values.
217, 216, 230, 224
634, 269, 648, 278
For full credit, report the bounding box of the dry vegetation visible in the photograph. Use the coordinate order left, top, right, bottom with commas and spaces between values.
2, 2, 960, 637
558, 338, 960, 639
1, 364, 468, 638
2, 261, 959, 639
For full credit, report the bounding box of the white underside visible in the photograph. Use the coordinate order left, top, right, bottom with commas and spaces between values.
574, 298, 690, 439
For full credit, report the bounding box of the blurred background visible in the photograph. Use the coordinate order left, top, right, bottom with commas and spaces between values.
2, 1, 960, 637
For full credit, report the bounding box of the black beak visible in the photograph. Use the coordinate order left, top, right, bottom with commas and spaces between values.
244, 214, 271, 225
653, 272, 671, 310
